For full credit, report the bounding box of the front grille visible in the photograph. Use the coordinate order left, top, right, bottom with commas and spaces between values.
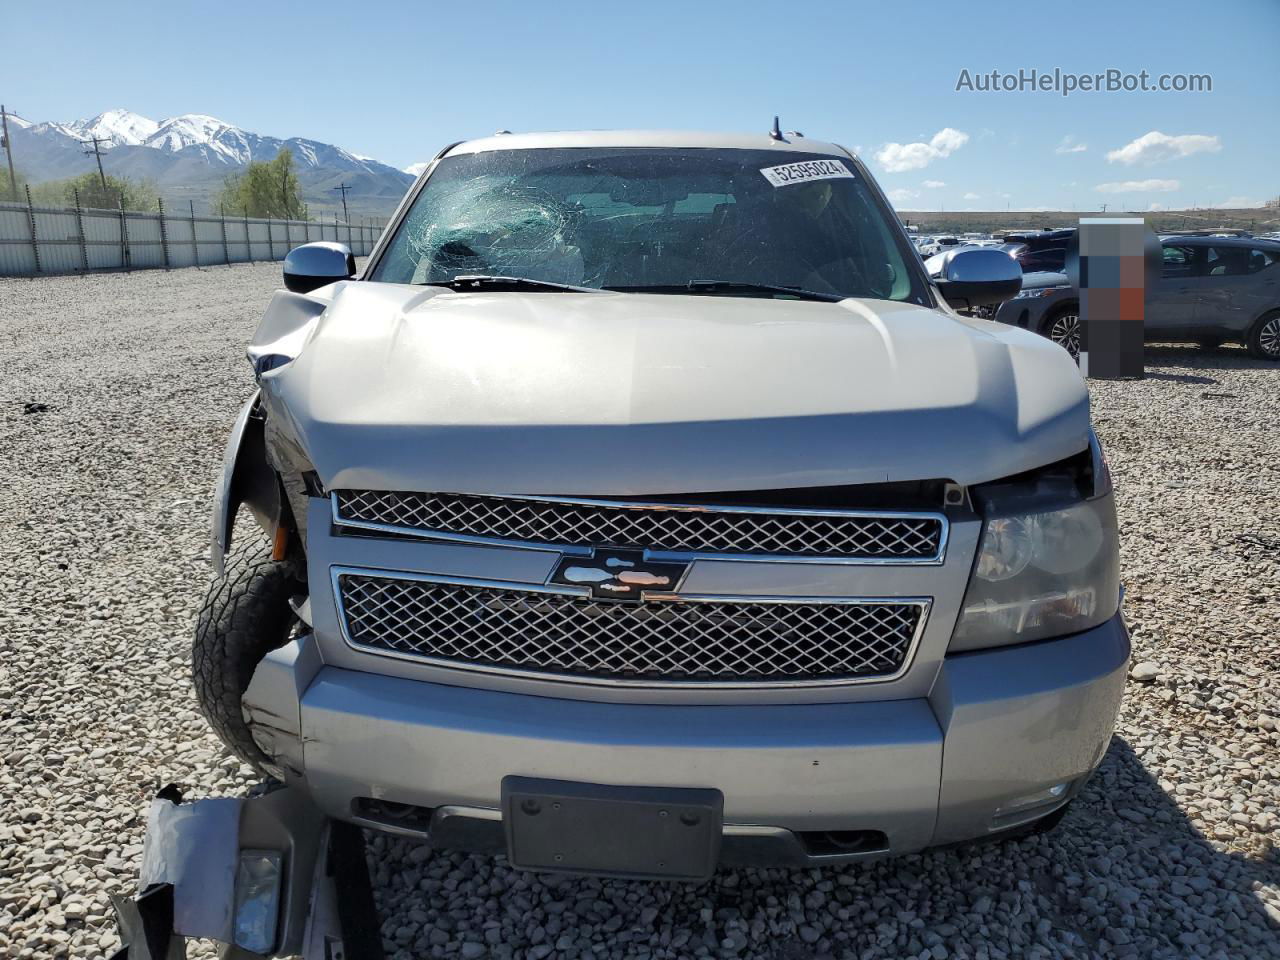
334, 490, 944, 561
336, 572, 926, 685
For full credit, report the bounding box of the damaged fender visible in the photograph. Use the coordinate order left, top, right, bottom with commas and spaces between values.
212, 391, 281, 577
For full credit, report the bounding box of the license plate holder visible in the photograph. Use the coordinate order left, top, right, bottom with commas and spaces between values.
501, 777, 723, 881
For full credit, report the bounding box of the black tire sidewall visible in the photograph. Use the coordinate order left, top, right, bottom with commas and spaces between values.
192, 536, 302, 769
1246, 311, 1280, 361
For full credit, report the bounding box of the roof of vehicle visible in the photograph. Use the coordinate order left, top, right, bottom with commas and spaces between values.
999, 228, 1075, 247
1162, 234, 1280, 248
443, 130, 853, 158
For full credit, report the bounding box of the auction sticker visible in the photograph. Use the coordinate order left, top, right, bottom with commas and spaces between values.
759, 159, 855, 187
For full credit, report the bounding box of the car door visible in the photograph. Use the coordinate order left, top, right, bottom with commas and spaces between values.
1234, 247, 1280, 336
1197, 244, 1258, 335
1146, 243, 1204, 337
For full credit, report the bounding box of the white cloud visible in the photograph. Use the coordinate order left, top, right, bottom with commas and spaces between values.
403, 161, 430, 176
876, 128, 969, 172
1147, 203, 1166, 212
1211, 196, 1264, 209
1095, 179, 1180, 193
1106, 131, 1221, 165
1055, 136, 1087, 155
922, 180, 946, 189
963, 192, 981, 201
886, 188, 920, 206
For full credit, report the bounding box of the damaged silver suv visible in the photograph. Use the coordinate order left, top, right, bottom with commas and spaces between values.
180, 130, 1126, 953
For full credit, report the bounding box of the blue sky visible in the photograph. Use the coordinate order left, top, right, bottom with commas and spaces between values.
5, 0, 1276, 211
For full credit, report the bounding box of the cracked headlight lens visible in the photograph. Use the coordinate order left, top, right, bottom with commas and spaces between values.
951, 493, 1119, 651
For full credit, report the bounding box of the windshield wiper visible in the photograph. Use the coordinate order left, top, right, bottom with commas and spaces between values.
604, 280, 844, 303
423, 275, 605, 294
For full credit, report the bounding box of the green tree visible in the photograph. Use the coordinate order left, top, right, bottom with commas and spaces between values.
38, 171, 159, 211
2, 166, 27, 202
3, 168, 157, 210
218, 148, 305, 219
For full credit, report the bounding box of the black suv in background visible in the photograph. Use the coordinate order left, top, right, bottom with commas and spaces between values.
994, 234, 1280, 361
998, 228, 1075, 275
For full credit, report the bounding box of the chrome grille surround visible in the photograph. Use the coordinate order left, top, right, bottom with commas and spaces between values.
332, 491, 947, 564
333, 568, 931, 688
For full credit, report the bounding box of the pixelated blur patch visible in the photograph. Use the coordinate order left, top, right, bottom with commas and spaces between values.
1076, 218, 1154, 380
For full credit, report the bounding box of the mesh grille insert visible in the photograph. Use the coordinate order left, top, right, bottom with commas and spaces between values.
334, 490, 943, 560
337, 573, 925, 685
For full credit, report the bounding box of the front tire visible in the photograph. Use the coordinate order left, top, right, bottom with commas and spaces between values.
1246, 311, 1280, 360
193, 535, 303, 769
1039, 308, 1081, 360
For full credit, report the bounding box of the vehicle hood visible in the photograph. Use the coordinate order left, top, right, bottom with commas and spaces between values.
256, 282, 1090, 494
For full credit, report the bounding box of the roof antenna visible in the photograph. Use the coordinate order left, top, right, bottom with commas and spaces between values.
769, 116, 785, 142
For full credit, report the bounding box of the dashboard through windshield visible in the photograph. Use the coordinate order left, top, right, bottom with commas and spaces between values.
370, 147, 929, 305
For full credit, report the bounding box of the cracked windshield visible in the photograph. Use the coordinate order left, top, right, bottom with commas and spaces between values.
371, 147, 928, 304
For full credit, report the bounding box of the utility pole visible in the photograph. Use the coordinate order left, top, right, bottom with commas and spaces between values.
332, 182, 351, 223
81, 135, 112, 188
1, 104, 17, 201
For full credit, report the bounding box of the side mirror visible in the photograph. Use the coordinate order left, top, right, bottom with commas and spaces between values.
283, 242, 356, 293
926, 247, 1022, 311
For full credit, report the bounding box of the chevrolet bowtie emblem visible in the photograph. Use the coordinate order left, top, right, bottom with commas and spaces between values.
549, 548, 689, 602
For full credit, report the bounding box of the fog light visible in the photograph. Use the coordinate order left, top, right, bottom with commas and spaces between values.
994, 782, 1070, 818
234, 849, 282, 953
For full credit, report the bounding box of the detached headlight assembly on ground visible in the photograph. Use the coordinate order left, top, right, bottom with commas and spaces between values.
233, 849, 283, 953
951, 440, 1120, 652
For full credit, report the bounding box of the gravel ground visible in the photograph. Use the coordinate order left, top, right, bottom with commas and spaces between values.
0, 263, 1277, 960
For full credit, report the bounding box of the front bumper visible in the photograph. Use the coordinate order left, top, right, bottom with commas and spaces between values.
248, 611, 1129, 865
994, 290, 1071, 330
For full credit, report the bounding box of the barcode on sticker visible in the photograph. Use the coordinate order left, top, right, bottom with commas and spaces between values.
760, 159, 854, 187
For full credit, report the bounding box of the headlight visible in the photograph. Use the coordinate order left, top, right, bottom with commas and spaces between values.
950, 493, 1119, 651
1012, 286, 1067, 300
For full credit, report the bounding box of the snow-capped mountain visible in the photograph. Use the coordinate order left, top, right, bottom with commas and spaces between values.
65, 109, 160, 145
7, 107, 416, 216
27, 108, 399, 174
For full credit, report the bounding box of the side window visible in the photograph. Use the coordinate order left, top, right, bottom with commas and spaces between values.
1161, 244, 1198, 279
1021, 247, 1066, 273
1248, 248, 1277, 274
1204, 245, 1250, 277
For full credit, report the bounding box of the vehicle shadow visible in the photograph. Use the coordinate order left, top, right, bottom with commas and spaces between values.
359, 734, 1279, 958
1143, 371, 1218, 385
1143, 343, 1280, 373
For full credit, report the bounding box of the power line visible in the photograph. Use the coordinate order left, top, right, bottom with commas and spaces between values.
81, 136, 112, 189
331, 182, 351, 223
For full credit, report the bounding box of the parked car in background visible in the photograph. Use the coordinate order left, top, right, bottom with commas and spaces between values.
1153, 236, 1280, 357
993, 270, 1077, 352
999, 229, 1075, 276
917, 236, 960, 257
995, 235, 1280, 360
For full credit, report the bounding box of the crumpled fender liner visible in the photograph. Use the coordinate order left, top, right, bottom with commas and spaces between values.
212, 391, 283, 578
